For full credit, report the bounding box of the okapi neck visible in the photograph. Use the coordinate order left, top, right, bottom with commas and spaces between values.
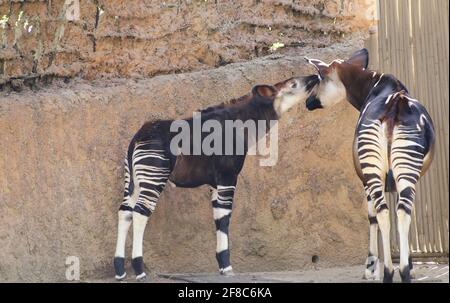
247, 102, 279, 127
338, 68, 382, 112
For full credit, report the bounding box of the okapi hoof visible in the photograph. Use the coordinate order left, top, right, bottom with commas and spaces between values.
132, 257, 146, 281
115, 272, 127, 281
399, 267, 412, 283
221, 267, 235, 276
136, 272, 147, 282
363, 268, 380, 281
383, 267, 395, 283
410, 268, 416, 280
114, 257, 126, 281
363, 256, 380, 280
409, 256, 416, 279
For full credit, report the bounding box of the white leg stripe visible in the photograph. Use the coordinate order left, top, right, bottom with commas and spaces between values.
397, 209, 412, 270
217, 185, 236, 190
213, 207, 232, 220
216, 230, 228, 253
132, 212, 149, 259
115, 211, 132, 258
377, 209, 393, 270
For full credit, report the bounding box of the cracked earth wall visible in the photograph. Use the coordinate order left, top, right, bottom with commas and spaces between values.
1, 0, 375, 86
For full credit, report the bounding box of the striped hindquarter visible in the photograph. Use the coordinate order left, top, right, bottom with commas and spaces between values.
357, 119, 389, 212
356, 119, 395, 281
356, 101, 433, 283
131, 140, 171, 216
120, 140, 171, 213
114, 139, 171, 281
114, 138, 240, 279
391, 124, 426, 214
390, 123, 428, 282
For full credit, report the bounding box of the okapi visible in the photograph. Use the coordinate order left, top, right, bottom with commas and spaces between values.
304, 49, 435, 283
114, 75, 319, 281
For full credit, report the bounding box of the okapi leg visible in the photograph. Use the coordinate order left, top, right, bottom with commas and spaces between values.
391, 124, 424, 283
409, 256, 416, 279
395, 182, 415, 283
357, 119, 394, 282
397, 207, 412, 282
211, 178, 237, 275
131, 141, 171, 281
114, 157, 138, 280
377, 207, 394, 283
367, 178, 394, 282
364, 186, 380, 280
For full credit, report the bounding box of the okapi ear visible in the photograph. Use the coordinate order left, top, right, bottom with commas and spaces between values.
304, 57, 329, 78
346, 48, 369, 69
252, 85, 277, 99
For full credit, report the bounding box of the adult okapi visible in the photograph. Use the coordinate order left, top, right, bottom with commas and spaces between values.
304, 49, 435, 283
114, 75, 319, 281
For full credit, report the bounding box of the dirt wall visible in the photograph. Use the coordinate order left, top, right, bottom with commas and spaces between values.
0, 43, 370, 282
1, 0, 375, 87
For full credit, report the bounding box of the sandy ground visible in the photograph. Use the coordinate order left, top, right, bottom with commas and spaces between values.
85, 263, 448, 283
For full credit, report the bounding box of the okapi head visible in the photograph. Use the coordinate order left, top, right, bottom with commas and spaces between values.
268, 75, 321, 116
304, 49, 369, 110
201, 75, 320, 118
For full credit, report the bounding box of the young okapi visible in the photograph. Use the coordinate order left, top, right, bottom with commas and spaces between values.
304, 49, 435, 283
114, 75, 319, 281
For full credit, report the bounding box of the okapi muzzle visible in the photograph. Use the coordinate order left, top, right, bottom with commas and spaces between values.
287, 74, 322, 111
303, 49, 369, 111
305, 94, 323, 111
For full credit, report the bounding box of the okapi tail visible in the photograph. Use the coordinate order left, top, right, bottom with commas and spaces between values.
384, 90, 422, 192
383, 90, 409, 193
385, 169, 396, 192
126, 136, 136, 196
